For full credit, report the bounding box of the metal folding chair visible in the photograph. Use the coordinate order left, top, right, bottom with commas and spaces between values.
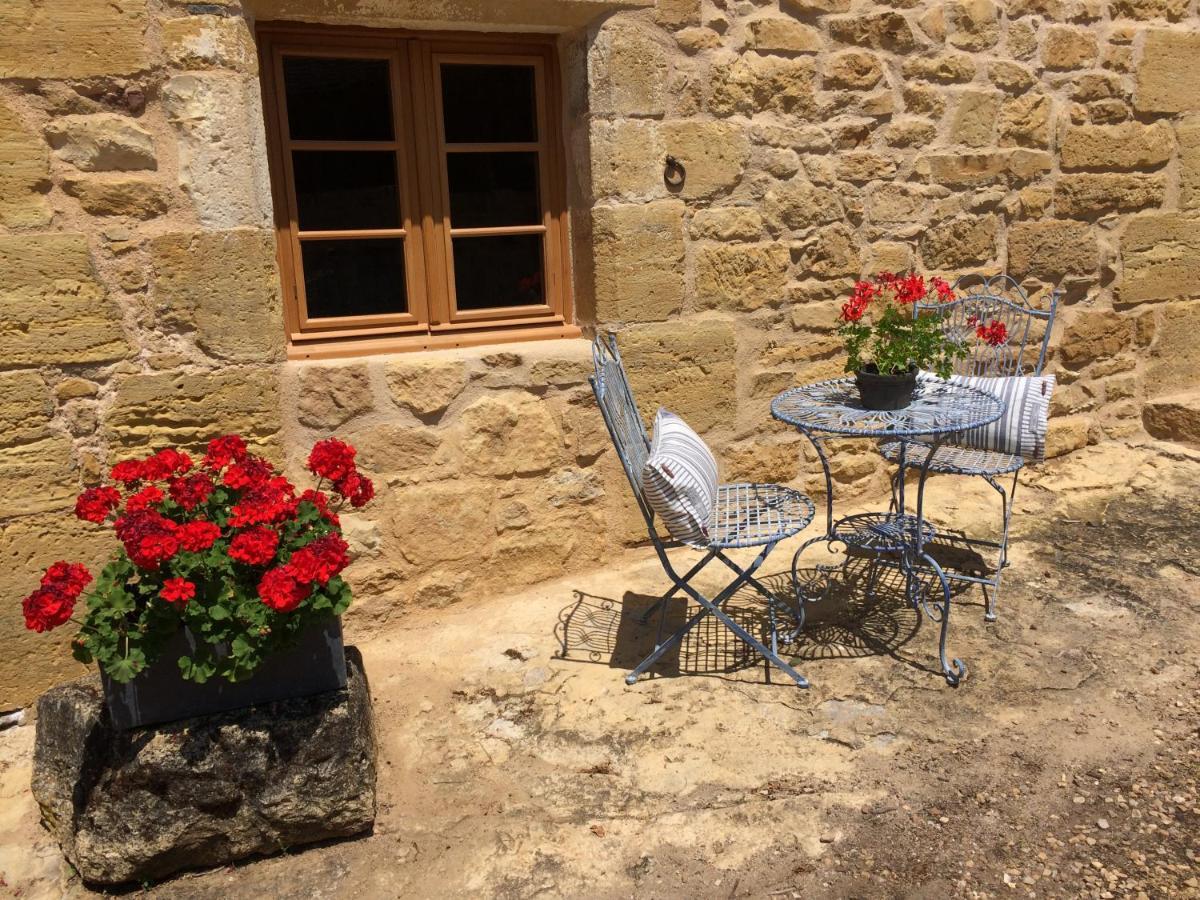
880, 274, 1060, 621
590, 334, 816, 687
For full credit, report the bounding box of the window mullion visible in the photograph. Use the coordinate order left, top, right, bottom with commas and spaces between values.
408, 38, 453, 329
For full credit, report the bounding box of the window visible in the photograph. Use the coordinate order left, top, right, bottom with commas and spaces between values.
257, 26, 576, 358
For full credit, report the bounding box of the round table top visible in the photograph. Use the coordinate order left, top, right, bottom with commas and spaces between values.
771, 376, 1003, 438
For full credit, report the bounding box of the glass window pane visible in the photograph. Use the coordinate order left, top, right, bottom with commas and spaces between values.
452, 234, 544, 311
293, 151, 400, 231
283, 56, 393, 142
301, 239, 407, 319
441, 64, 537, 144
446, 151, 540, 229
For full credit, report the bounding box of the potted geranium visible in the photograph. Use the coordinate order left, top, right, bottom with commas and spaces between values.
20, 434, 374, 729
838, 272, 1008, 410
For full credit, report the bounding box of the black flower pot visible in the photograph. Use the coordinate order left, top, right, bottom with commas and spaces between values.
101, 617, 347, 730
855, 364, 918, 411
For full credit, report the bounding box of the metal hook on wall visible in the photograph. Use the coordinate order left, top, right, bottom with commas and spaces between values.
663, 155, 686, 189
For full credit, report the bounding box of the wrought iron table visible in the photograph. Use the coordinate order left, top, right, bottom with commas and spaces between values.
772, 377, 1003, 685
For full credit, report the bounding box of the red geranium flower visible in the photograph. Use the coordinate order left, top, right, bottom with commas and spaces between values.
115, 510, 180, 569
258, 567, 310, 612
977, 319, 1009, 347
169, 472, 214, 511
110, 459, 144, 485
931, 277, 955, 303
349, 476, 374, 509
125, 485, 165, 513
286, 534, 350, 586
308, 438, 358, 483
75, 486, 121, 524
178, 519, 221, 553
23, 562, 92, 632
159, 578, 196, 606
229, 527, 280, 566
223, 455, 274, 491
203, 434, 248, 471
143, 448, 193, 481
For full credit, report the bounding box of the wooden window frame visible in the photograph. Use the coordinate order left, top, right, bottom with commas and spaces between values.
257, 23, 578, 360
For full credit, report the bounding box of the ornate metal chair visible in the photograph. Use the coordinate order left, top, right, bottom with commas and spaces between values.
879, 274, 1060, 621
590, 334, 816, 687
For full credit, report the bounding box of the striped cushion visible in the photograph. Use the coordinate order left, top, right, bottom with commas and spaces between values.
641, 408, 718, 545
924, 373, 1056, 461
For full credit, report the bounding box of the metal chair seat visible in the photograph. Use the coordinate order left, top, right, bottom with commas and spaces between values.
709, 483, 815, 549
878, 440, 1025, 476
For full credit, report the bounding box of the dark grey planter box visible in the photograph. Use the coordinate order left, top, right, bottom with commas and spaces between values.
101, 617, 347, 730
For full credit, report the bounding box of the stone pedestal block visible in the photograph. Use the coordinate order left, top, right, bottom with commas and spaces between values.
31, 648, 375, 886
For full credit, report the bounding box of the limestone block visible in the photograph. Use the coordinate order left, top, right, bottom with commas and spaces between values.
867, 182, 934, 224
1009, 220, 1098, 281
0, 513, 116, 709
161, 74, 269, 228
750, 122, 831, 152
593, 200, 685, 323
296, 363, 374, 429
1119, 214, 1200, 305
921, 214, 998, 268
695, 243, 790, 310
346, 423, 444, 487
1135, 29, 1200, 112
0, 434, 77, 517
1045, 415, 1090, 457
659, 120, 749, 199
1071, 73, 1124, 102
998, 92, 1052, 148
1146, 302, 1200, 395
989, 61, 1037, 93
1109, 0, 1188, 18
867, 241, 915, 272
723, 439, 803, 484
675, 27, 722, 54
951, 90, 1001, 148
883, 117, 937, 148
903, 84, 947, 117
150, 230, 285, 363
453, 391, 566, 477
0, 372, 53, 447
835, 151, 898, 182
1143, 392, 1200, 444
44, 114, 155, 172
1041, 26, 1098, 69
618, 319, 737, 433
1060, 121, 1173, 170
0, 234, 130, 366
0, 98, 51, 226
823, 50, 885, 90
105, 370, 281, 450
1059, 309, 1135, 367
763, 180, 843, 231
798, 224, 862, 278
827, 11, 919, 52
746, 18, 823, 54
385, 357, 468, 416
0, 0, 146, 79
1177, 117, 1200, 211
62, 176, 169, 218
1053, 173, 1165, 217
656, 0, 701, 28
589, 20, 669, 117
916, 149, 1052, 186
945, 0, 1000, 51
590, 119, 662, 199
708, 54, 816, 117
163, 15, 257, 71
902, 53, 976, 84
689, 207, 765, 242
1007, 19, 1039, 59
31, 652, 375, 885
383, 479, 497, 566
782, 0, 852, 12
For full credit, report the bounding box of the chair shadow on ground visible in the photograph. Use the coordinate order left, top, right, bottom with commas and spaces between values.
554, 549, 981, 685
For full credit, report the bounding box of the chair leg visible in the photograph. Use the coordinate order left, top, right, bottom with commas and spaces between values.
981, 471, 1019, 622
639, 550, 717, 625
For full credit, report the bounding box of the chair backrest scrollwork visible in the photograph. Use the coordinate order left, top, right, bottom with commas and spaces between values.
590, 333, 655, 524
916, 274, 1060, 378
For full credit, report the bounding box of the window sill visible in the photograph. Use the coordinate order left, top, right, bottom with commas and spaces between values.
287, 322, 583, 361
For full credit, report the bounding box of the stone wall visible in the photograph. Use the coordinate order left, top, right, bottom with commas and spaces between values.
1, 0, 1198, 708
